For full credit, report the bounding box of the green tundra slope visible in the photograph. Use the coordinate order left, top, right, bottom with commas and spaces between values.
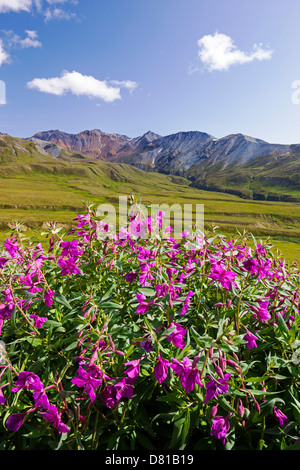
0, 133, 300, 263
187, 145, 300, 202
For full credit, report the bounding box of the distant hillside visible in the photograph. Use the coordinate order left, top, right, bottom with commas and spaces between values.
31, 128, 299, 201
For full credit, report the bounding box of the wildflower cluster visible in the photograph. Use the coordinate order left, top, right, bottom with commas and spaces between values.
0, 201, 300, 450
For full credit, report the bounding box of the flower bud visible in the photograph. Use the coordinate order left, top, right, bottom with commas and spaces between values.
219, 356, 227, 372
214, 364, 224, 379
238, 399, 245, 418
226, 359, 240, 370
210, 405, 218, 419
254, 399, 260, 414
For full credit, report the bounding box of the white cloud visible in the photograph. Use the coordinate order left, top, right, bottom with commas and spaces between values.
0, 0, 33, 13
44, 6, 75, 21
2, 29, 42, 49
110, 80, 138, 93
16, 30, 41, 48
196, 32, 273, 72
0, 0, 77, 20
27, 70, 138, 103
0, 39, 9, 66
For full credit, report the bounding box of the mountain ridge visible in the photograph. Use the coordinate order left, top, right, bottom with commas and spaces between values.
31, 128, 292, 171
29, 128, 300, 201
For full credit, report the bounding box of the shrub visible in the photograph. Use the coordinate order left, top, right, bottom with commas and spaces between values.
0, 201, 300, 450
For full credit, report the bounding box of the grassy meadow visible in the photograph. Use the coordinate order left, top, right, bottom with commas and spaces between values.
0, 164, 300, 264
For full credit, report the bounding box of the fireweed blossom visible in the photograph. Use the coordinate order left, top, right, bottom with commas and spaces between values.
273, 406, 289, 427
164, 322, 187, 349
211, 414, 231, 445
139, 261, 156, 286
136, 293, 156, 315
180, 290, 194, 316
58, 257, 81, 276
171, 357, 203, 393
209, 264, 238, 291
44, 289, 55, 308
155, 210, 165, 230
3, 237, 20, 259
125, 272, 138, 283
204, 374, 231, 403
154, 356, 170, 383
102, 378, 134, 409
32, 388, 50, 409
12, 371, 44, 393
0, 257, 8, 268
60, 240, 83, 259
244, 331, 258, 350
40, 405, 70, 434
71, 365, 104, 402
255, 300, 271, 323
123, 358, 141, 384
29, 314, 47, 328
6, 412, 27, 432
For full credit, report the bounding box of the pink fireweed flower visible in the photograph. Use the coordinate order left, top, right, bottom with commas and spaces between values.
166, 267, 178, 281
0, 257, 8, 268
155, 210, 165, 230
140, 339, 153, 352
273, 406, 289, 427
171, 357, 203, 393
125, 272, 138, 283
243, 257, 259, 276
155, 283, 169, 298
12, 371, 44, 393
139, 262, 156, 286
244, 331, 258, 350
19, 274, 43, 294
255, 300, 271, 323
101, 385, 118, 409
40, 405, 70, 434
74, 213, 92, 228
123, 358, 141, 384
180, 290, 194, 315
115, 377, 134, 401
154, 356, 170, 383
6, 412, 27, 432
165, 322, 187, 349
44, 289, 55, 308
3, 237, 20, 259
209, 264, 238, 291
204, 374, 231, 403
60, 240, 83, 259
136, 292, 156, 315
58, 257, 81, 276
71, 365, 104, 402
101, 378, 134, 409
211, 414, 230, 445
32, 388, 50, 409
29, 314, 47, 328
0, 387, 6, 405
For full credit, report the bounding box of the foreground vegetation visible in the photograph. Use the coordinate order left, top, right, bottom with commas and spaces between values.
0, 202, 300, 450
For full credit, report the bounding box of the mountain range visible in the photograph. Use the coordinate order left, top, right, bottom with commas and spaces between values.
31, 128, 300, 201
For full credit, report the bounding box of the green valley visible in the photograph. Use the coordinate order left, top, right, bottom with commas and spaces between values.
0, 133, 300, 264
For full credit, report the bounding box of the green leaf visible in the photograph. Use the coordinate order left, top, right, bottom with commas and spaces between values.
99, 301, 123, 309
54, 293, 72, 310
64, 341, 78, 351
170, 415, 185, 449
25, 337, 43, 347
277, 313, 290, 339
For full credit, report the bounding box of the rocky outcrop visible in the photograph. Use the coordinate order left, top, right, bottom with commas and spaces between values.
31, 128, 293, 176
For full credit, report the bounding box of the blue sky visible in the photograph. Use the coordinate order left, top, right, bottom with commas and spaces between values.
0, 0, 300, 144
